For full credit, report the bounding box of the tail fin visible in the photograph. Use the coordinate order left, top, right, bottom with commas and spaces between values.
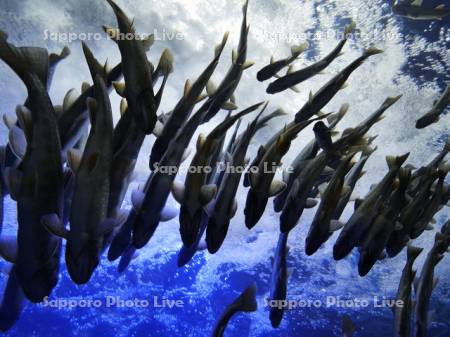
382, 95, 403, 109
214, 32, 229, 58
344, 21, 356, 38
406, 244, 423, 262
327, 103, 349, 128
157, 49, 174, 77
398, 167, 412, 188
291, 42, 309, 57
236, 282, 257, 312
386, 153, 409, 170
0, 30, 49, 86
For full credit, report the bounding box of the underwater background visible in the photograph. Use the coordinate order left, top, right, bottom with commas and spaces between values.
0, 0, 449, 336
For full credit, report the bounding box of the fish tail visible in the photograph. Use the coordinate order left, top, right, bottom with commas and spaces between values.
398, 167, 412, 187
290, 42, 309, 57
344, 21, 356, 37
386, 152, 409, 169
406, 244, 423, 262
237, 282, 258, 312
383, 95, 403, 108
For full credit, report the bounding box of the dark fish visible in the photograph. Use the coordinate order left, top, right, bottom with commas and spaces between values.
268, 232, 289, 327
106, 0, 158, 134
211, 283, 257, 337
206, 106, 267, 253
267, 22, 355, 94
174, 103, 263, 246
305, 153, 356, 256
0, 266, 25, 332
358, 168, 411, 276
393, 245, 423, 337
416, 84, 450, 128
342, 314, 357, 337
245, 115, 327, 229
257, 42, 308, 82
294, 47, 383, 123
333, 153, 409, 260
393, 1, 450, 20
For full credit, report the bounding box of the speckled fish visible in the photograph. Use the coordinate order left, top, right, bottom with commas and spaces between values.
273, 104, 348, 212
358, 168, 411, 276
333, 153, 409, 260
305, 153, 356, 256
129, 37, 229, 249
44, 76, 114, 284
206, 106, 267, 253
106, 0, 158, 134
393, 0, 450, 21
268, 232, 289, 328
245, 115, 327, 229
393, 244, 423, 337
150, 42, 223, 168
174, 102, 263, 246
202, 0, 254, 123
294, 47, 383, 123
257, 42, 308, 82
416, 84, 450, 128
211, 283, 257, 337
414, 232, 447, 337
267, 23, 355, 94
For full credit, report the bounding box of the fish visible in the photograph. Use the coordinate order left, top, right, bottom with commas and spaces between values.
386, 168, 438, 257
106, 0, 158, 134
358, 168, 411, 276
313, 121, 339, 155
294, 47, 383, 123
305, 153, 356, 256
410, 168, 448, 239
202, 0, 254, 123
333, 153, 409, 260
245, 115, 327, 229
342, 314, 357, 337
273, 104, 349, 212
393, 244, 423, 337
279, 152, 329, 233
3, 71, 64, 302
174, 102, 263, 246
393, 0, 450, 21
268, 232, 289, 328
206, 106, 267, 253
416, 84, 450, 128
211, 282, 257, 337
0, 266, 25, 332
44, 76, 114, 284
150, 38, 226, 168
414, 233, 447, 337
266, 22, 355, 94
257, 42, 309, 82
57, 42, 122, 157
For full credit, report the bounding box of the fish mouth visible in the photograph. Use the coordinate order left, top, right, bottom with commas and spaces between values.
332, 244, 349, 261
305, 238, 319, 256
65, 244, 100, 285
205, 218, 229, 254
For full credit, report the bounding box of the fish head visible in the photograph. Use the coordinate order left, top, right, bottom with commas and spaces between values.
65, 235, 101, 284
305, 236, 320, 256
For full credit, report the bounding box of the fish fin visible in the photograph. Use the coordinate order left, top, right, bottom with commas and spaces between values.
407, 244, 423, 260
289, 85, 301, 93
120, 99, 128, 116
67, 148, 82, 173
305, 198, 318, 208
81, 81, 90, 93
8, 126, 26, 159
196, 133, 206, 151
160, 204, 179, 222
183, 79, 192, 97
15, 105, 32, 142
317, 183, 327, 197
96, 218, 119, 237
242, 61, 255, 70
435, 4, 445, 10
172, 181, 185, 204
0, 235, 17, 263
410, 0, 423, 6
291, 42, 309, 57
103, 25, 119, 41
181, 148, 192, 162
269, 180, 287, 197
41, 214, 68, 239
200, 184, 217, 205
232, 49, 237, 64
2, 113, 16, 130
152, 120, 164, 137
329, 220, 344, 232
81, 42, 107, 81
354, 198, 364, 210
363, 46, 384, 57
3, 167, 22, 201
141, 34, 155, 51
131, 189, 145, 211
206, 80, 217, 97
425, 224, 434, 231
63, 88, 79, 112
222, 101, 238, 110
112, 81, 126, 97
195, 93, 208, 103
341, 186, 351, 197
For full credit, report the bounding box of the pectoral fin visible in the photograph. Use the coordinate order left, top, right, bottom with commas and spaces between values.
269, 180, 287, 196
8, 126, 26, 159
329, 220, 344, 232
41, 214, 68, 239
131, 189, 145, 211
200, 184, 217, 205
305, 198, 318, 208
172, 181, 185, 204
